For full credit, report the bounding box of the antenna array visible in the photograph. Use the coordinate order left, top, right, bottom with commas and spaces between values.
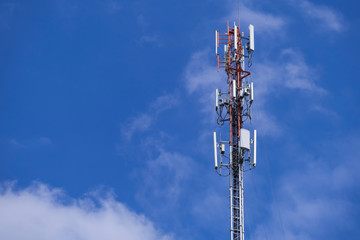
213, 21, 257, 240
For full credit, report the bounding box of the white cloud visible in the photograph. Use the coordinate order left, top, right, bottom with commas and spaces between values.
250, 136, 360, 240
293, 0, 345, 32
135, 13, 162, 47
251, 49, 327, 136
253, 49, 326, 102
226, 4, 286, 35
190, 186, 228, 229
311, 105, 339, 120
0, 182, 173, 240
183, 49, 225, 121
252, 109, 282, 137
121, 113, 153, 140
138, 150, 194, 207
121, 93, 179, 140
150, 94, 179, 114
184, 50, 222, 94
281, 49, 326, 93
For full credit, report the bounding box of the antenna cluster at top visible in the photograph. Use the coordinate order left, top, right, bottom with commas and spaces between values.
215, 23, 254, 72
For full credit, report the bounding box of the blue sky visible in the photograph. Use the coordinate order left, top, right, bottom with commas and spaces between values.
1, 0, 360, 239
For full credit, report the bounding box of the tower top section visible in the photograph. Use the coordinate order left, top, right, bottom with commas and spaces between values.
215, 22, 255, 72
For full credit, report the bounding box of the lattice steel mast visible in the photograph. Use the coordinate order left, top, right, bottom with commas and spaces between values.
213, 20, 257, 240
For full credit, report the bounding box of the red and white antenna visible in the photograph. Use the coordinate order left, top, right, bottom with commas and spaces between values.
213, 16, 257, 240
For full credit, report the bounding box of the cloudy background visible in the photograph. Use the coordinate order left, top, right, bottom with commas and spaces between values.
1, 0, 360, 239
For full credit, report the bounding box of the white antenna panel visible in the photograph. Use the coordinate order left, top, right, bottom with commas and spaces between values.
249, 24, 254, 51
234, 24, 238, 50
240, 128, 250, 150
213, 132, 218, 169
241, 47, 245, 70
215, 89, 219, 110
215, 30, 218, 55
253, 130, 257, 166
232, 80, 236, 98
250, 82, 254, 102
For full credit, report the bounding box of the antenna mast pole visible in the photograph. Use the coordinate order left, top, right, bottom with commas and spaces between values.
213, 8, 256, 240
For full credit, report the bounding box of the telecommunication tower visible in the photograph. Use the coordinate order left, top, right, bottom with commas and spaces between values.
213, 19, 257, 240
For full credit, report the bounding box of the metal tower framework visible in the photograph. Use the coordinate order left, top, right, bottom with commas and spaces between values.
213, 21, 256, 240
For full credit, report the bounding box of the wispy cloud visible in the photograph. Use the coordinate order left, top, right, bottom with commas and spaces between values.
137, 150, 194, 208
183, 49, 225, 122
184, 50, 221, 94
226, 4, 286, 35
121, 93, 179, 140
254, 49, 326, 101
150, 94, 179, 114
137, 34, 162, 47
251, 135, 360, 239
135, 13, 162, 47
311, 105, 339, 120
251, 49, 327, 136
190, 185, 228, 230
121, 114, 154, 140
0, 182, 173, 240
281, 49, 326, 94
9, 136, 53, 148
292, 0, 346, 32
